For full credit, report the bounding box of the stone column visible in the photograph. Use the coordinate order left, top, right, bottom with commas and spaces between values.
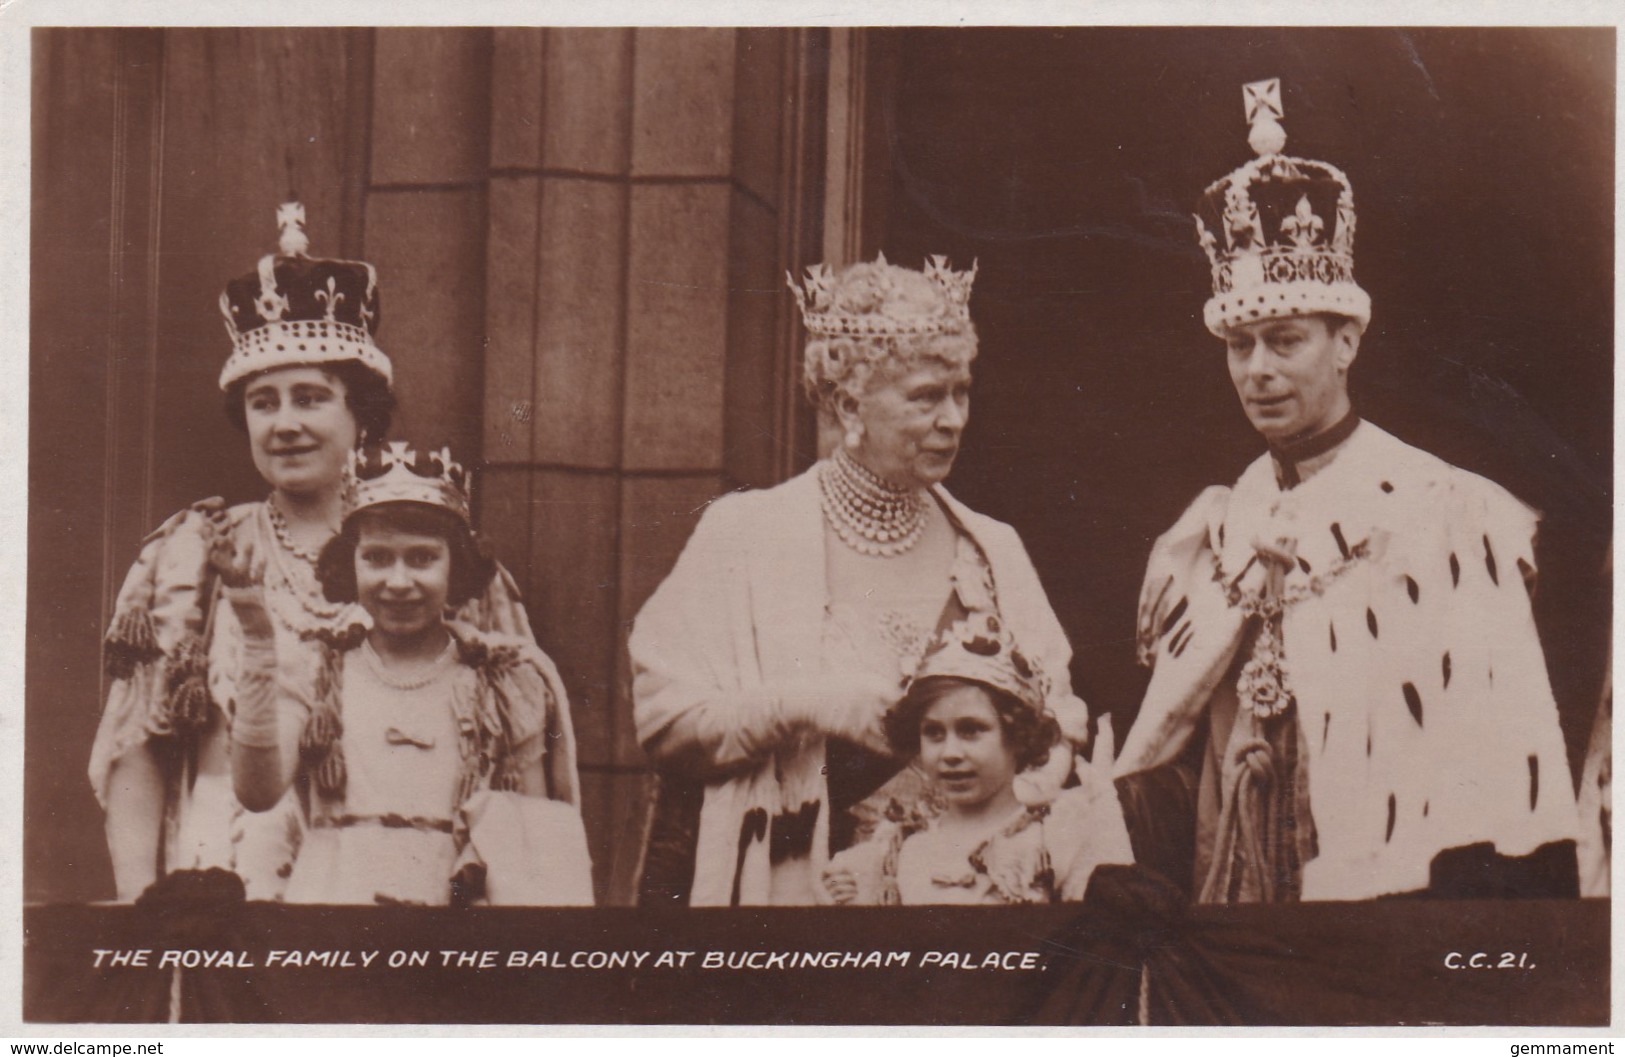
365, 28, 492, 463
479, 28, 823, 904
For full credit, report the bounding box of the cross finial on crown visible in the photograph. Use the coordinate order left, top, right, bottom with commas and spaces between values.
277, 201, 310, 257
349, 441, 472, 524
1244, 78, 1283, 125
1244, 78, 1287, 157
923, 255, 977, 313
788, 262, 838, 322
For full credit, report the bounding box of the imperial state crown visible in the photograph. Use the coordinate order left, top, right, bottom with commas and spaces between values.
1194, 78, 1371, 336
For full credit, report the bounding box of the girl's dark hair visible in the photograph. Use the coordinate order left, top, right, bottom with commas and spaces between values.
224, 361, 396, 445
883, 675, 1060, 773
316, 503, 496, 609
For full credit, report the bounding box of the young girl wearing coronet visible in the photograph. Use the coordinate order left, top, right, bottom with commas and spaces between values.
821, 611, 1133, 905
218, 442, 590, 906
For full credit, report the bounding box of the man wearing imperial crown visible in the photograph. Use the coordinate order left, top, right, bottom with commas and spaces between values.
1113, 79, 1582, 903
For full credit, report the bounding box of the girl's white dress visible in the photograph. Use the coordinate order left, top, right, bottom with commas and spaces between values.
827, 781, 1134, 905
249, 622, 587, 906
285, 643, 466, 905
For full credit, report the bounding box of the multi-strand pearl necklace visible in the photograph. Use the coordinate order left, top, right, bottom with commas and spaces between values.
266, 496, 328, 564
259, 498, 347, 632
817, 448, 930, 557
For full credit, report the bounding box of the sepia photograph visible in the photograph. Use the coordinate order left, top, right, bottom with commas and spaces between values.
18, 20, 1614, 1027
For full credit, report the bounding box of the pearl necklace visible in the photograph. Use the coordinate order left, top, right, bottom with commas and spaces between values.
266, 495, 331, 565
817, 448, 930, 557
257, 502, 347, 630
360, 637, 457, 691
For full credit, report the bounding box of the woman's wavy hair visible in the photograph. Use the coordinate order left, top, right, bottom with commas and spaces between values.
316, 502, 495, 609
882, 674, 1060, 774
224, 360, 396, 446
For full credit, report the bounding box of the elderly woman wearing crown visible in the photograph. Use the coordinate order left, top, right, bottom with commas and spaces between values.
88, 206, 533, 902
630, 255, 1092, 906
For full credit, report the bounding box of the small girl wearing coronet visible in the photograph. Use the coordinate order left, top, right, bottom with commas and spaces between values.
219, 442, 590, 905
821, 611, 1133, 905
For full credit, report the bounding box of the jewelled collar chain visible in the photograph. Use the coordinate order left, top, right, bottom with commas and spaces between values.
1213, 538, 1370, 721
817, 447, 931, 557
1215, 541, 1370, 619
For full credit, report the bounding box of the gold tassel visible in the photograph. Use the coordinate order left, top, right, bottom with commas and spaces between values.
301, 639, 348, 798
104, 605, 161, 680
300, 705, 340, 755
158, 635, 213, 737
301, 703, 345, 798
312, 746, 347, 800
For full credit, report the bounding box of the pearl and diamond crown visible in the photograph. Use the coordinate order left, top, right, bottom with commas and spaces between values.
911, 610, 1050, 716
218, 202, 393, 390
348, 442, 471, 525
787, 253, 977, 339
1194, 79, 1371, 337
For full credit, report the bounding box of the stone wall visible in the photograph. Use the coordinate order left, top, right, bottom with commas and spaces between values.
29, 26, 825, 905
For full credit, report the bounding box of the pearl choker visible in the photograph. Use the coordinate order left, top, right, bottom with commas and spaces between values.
817, 448, 930, 557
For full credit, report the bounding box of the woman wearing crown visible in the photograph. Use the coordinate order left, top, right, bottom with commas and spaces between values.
218, 443, 588, 906
88, 206, 534, 902
630, 254, 1095, 906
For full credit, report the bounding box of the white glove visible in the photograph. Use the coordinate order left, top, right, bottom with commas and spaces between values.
779, 669, 902, 755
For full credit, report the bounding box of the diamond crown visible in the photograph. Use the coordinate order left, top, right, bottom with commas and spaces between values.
1192, 79, 1369, 335
787, 253, 977, 339
217, 202, 392, 390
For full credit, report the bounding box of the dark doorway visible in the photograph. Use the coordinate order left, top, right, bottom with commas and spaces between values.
871, 27, 1612, 766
